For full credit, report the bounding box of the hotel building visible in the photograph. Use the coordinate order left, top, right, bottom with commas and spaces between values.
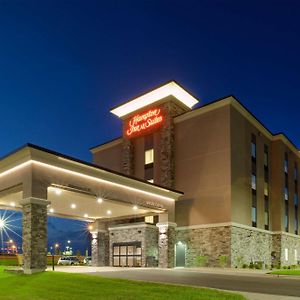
0, 80, 299, 273
91, 81, 300, 268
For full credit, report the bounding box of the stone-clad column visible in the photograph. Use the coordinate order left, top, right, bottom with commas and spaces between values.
91, 221, 109, 267
160, 101, 187, 189
21, 197, 50, 274
156, 222, 177, 268
122, 137, 134, 176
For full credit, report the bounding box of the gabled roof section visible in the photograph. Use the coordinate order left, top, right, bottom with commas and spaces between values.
110, 80, 199, 118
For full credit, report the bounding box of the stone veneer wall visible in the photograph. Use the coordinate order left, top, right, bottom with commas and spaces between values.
231, 226, 272, 267
91, 231, 109, 267
176, 224, 300, 268
272, 232, 300, 266
109, 224, 158, 267
176, 226, 231, 267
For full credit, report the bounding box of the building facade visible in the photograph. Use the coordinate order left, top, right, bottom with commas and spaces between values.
91, 81, 300, 268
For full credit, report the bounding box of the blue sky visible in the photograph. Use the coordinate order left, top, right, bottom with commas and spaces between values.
0, 0, 299, 251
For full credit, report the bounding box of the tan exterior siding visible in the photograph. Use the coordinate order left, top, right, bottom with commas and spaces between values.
174, 105, 231, 226
93, 141, 123, 172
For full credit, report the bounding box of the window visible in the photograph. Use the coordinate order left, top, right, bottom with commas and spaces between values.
264, 182, 269, 196
294, 194, 298, 206
264, 145, 269, 167
145, 216, 154, 224
285, 201, 289, 232
251, 134, 256, 159
295, 206, 298, 235
113, 242, 142, 267
252, 190, 257, 227
264, 196, 269, 230
251, 174, 257, 190
145, 149, 154, 165
285, 248, 289, 261
284, 153, 288, 173
144, 135, 154, 182
284, 187, 289, 201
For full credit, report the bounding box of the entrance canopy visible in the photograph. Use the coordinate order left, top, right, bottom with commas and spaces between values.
0, 144, 183, 222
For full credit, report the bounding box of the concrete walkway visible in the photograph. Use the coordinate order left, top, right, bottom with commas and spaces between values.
49, 266, 300, 300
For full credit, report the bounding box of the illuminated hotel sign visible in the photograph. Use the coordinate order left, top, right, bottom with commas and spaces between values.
126, 108, 163, 137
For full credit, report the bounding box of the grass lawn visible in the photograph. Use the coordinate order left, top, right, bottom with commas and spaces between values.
270, 269, 300, 276
0, 267, 246, 300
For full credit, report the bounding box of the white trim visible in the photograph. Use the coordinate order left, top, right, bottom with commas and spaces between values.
176, 222, 300, 238
110, 81, 199, 118
0, 159, 179, 202
20, 197, 50, 206
108, 223, 157, 231
272, 231, 300, 238
156, 222, 177, 228
90, 138, 123, 153
174, 98, 231, 124
176, 222, 232, 231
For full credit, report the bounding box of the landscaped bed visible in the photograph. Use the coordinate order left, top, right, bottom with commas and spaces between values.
0, 267, 246, 300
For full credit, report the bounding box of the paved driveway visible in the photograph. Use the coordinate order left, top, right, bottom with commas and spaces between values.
52, 266, 300, 299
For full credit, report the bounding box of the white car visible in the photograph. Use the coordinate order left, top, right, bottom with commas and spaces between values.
57, 256, 80, 266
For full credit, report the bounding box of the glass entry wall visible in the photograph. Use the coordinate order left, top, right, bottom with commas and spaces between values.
113, 242, 142, 267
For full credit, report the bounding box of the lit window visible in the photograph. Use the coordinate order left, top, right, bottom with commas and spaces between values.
285, 248, 289, 261
145, 149, 154, 165
264, 182, 269, 196
145, 216, 154, 224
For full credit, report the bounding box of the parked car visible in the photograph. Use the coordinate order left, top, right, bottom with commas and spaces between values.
57, 256, 80, 266
83, 256, 92, 266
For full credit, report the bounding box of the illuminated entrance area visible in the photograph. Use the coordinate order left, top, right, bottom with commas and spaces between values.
112, 242, 142, 267
0, 144, 182, 273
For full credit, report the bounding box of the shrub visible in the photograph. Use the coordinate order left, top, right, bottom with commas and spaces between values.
218, 255, 228, 268
195, 255, 208, 267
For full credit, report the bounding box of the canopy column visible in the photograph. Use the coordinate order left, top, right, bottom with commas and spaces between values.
21, 197, 50, 274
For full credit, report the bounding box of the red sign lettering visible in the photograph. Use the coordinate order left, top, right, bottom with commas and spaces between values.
126, 108, 163, 137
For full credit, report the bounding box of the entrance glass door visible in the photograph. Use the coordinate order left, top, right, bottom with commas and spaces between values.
175, 242, 186, 267
113, 242, 142, 267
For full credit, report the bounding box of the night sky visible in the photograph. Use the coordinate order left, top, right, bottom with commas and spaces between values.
0, 0, 300, 253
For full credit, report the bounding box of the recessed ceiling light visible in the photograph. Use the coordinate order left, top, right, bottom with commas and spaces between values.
97, 197, 103, 203
71, 204, 76, 209
10, 202, 15, 207
54, 188, 62, 195
84, 213, 88, 218
49, 208, 54, 213
106, 210, 112, 215
133, 205, 138, 210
